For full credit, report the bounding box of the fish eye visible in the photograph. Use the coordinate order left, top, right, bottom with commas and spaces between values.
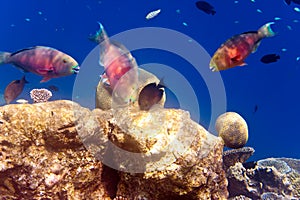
62, 59, 67, 63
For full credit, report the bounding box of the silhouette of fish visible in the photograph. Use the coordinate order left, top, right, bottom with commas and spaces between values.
4, 76, 28, 104
138, 82, 164, 111
284, 0, 300, 5
0, 46, 80, 82
195, 1, 216, 15
260, 54, 280, 64
47, 85, 59, 92
253, 105, 258, 114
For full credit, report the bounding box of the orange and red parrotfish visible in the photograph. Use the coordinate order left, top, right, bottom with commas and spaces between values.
209, 22, 276, 72
0, 46, 80, 82
4, 75, 28, 104
89, 22, 139, 103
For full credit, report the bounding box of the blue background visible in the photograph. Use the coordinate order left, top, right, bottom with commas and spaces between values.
0, 0, 299, 161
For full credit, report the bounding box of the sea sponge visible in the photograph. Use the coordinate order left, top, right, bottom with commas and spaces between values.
30, 88, 52, 103
215, 112, 248, 149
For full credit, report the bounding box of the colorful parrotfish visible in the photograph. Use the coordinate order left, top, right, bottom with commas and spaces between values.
209, 22, 276, 71
90, 22, 139, 104
0, 46, 80, 82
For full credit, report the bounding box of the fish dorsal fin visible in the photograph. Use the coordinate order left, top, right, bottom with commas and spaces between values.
110, 40, 138, 65
110, 40, 130, 54
11, 47, 37, 56
252, 40, 261, 53
241, 31, 258, 35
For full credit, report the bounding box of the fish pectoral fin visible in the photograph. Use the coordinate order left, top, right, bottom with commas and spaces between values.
239, 62, 247, 66
40, 77, 51, 83
37, 69, 54, 75
231, 55, 247, 66
231, 55, 242, 63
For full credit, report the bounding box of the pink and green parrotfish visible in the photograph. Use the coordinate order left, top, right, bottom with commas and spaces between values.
89, 22, 139, 103
0, 46, 80, 82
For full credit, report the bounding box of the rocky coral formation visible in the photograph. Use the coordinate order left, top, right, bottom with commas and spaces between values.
223, 147, 255, 170
227, 158, 300, 199
80, 106, 229, 199
0, 100, 229, 199
1, 100, 300, 200
109, 108, 228, 199
0, 101, 113, 199
216, 112, 248, 149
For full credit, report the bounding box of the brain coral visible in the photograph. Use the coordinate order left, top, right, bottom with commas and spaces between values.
215, 112, 248, 149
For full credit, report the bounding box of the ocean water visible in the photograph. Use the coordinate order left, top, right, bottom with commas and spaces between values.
0, 0, 299, 162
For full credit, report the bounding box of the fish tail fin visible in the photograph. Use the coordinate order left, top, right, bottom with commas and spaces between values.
22, 75, 29, 83
88, 22, 109, 44
284, 0, 291, 5
0, 52, 11, 65
258, 22, 276, 38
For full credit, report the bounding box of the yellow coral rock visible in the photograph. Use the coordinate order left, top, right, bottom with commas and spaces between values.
215, 112, 248, 149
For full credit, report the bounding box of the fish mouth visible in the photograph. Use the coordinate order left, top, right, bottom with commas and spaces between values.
209, 60, 219, 72
209, 65, 218, 72
72, 65, 80, 74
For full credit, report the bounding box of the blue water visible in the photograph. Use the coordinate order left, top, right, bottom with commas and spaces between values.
0, 0, 299, 161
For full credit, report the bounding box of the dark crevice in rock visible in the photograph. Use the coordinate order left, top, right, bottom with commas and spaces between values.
101, 165, 120, 199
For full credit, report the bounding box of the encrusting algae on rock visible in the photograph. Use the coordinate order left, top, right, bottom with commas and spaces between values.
0, 100, 229, 199
79, 105, 229, 199
0, 101, 113, 199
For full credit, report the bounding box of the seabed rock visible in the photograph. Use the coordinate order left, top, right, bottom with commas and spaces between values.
0, 100, 114, 199
227, 157, 300, 199
2, 100, 298, 199
0, 100, 228, 199
223, 147, 255, 170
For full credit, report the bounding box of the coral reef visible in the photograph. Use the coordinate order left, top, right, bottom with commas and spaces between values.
0, 100, 228, 199
223, 147, 255, 170
215, 112, 248, 149
0, 101, 112, 199
227, 158, 300, 199
108, 108, 228, 199
30, 88, 52, 103
1, 100, 299, 199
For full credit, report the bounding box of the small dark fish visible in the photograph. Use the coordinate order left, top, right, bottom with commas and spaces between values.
138, 82, 164, 111
47, 85, 59, 92
4, 76, 29, 104
260, 54, 280, 64
195, 1, 216, 15
284, 0, 300, 5
253, 105, 258, 114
